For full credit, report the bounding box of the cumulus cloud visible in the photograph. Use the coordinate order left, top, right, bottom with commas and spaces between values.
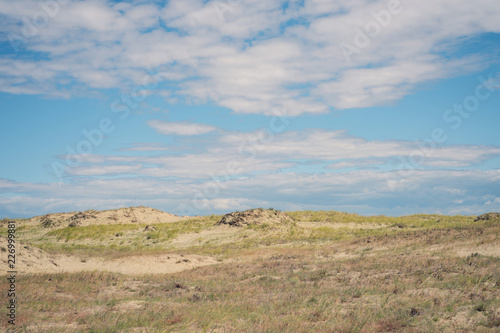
1, 0, 499, 113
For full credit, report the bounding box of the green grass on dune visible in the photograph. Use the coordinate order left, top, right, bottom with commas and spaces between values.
286, 210, 474, 225
1, 211, 496, 259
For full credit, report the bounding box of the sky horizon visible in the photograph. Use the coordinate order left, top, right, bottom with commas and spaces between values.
1, 0, 500, 219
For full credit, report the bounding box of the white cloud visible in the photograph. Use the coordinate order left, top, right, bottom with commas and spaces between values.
66, 164, 143, 176
55, 129, 500, 180
2, 167, 500, 218
216, 129, 500, 167
1, 0, 499, 113
328, 159, 386, 170
205, 198, 256, 211
147, 120, 217, 135
117, 143, 171, 152
485, 197, 500, 205
1, 0, 500, 218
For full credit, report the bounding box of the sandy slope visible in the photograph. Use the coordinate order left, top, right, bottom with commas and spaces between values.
24, 206, 191, 228
1, 237, 217, 276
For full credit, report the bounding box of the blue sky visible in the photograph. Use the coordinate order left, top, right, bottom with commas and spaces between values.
0, 0, 499, 218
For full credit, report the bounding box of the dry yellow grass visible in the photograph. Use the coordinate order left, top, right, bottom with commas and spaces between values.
0, 208, 499, 332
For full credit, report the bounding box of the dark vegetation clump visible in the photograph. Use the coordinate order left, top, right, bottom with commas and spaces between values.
67, 210, 98, 226
474, 212, 500, 221
144, 225, 157, 231
216, 208, 293, 227
40, 215, 60, 228
68, 210, 98, 222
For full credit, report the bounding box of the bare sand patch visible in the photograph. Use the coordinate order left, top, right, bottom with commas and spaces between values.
417, 235, 500, 258
455, 244, 500, 258
404, 287, 450, 298
169, 224, 240, 248
0, 237, 218, 276
112, 300, 147, 312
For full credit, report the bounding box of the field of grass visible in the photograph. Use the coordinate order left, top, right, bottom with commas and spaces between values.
1, 210, 499, 332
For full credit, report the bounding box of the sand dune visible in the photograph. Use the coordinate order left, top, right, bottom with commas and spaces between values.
24, 206, 191, 228
1, 237, 217, 276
